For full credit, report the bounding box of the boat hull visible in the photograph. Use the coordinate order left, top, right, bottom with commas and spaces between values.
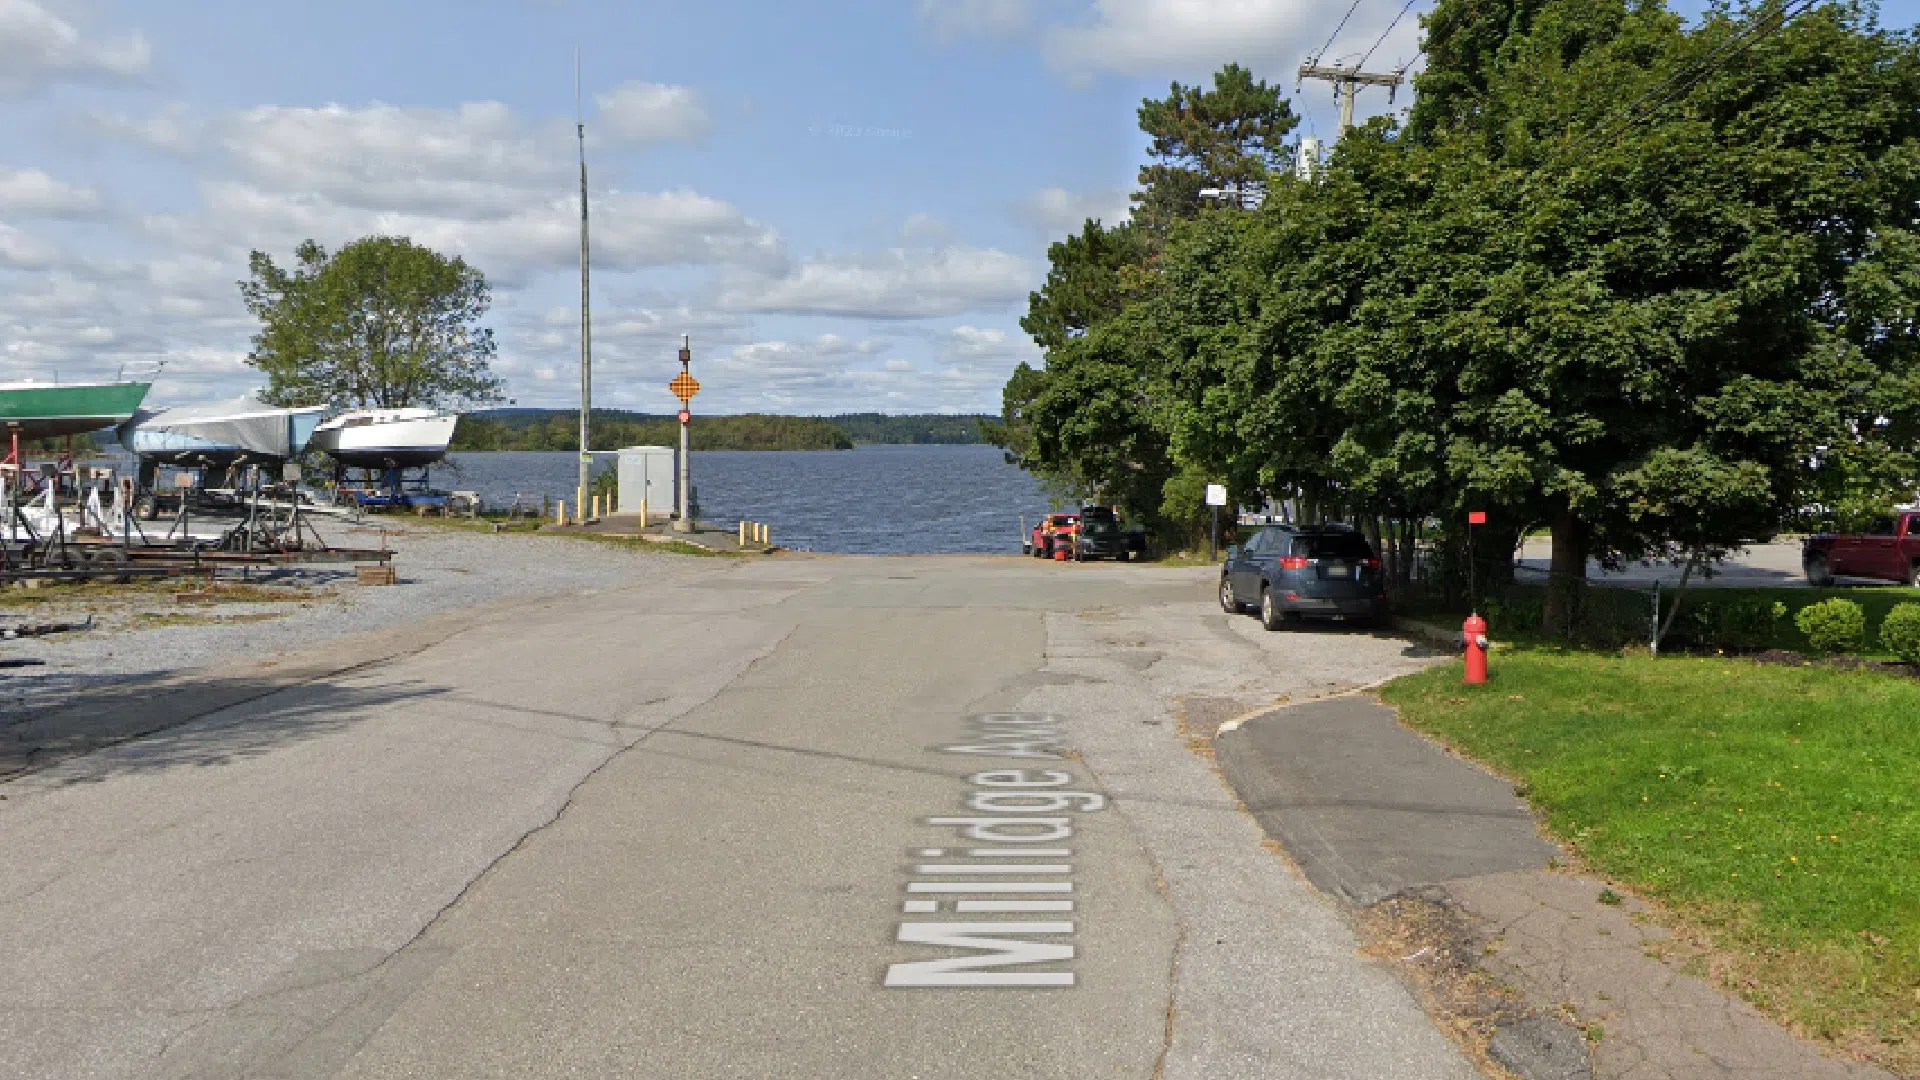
312, 414, 459, 469
0, 382, 153, 441
118, 404, 326, 465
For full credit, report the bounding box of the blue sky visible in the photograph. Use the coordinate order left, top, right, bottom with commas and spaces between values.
2, 0, 1915, 416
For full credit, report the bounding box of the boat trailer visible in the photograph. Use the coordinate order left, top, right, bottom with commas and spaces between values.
3, 464, 393, 585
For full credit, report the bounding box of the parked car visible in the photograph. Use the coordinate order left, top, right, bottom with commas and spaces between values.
1030, 513, 1079, 558
1074, 508, 1131, 561
1803, 509, 1920, 585
1218, 524, 1388, 629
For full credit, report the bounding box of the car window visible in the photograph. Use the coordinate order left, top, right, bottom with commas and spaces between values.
1868, 516, 1899, 536
1247, 528, 1281, 554
1290, 532, 1375, 559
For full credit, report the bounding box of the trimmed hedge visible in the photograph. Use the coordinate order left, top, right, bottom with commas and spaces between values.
1878, 602, 1920, 663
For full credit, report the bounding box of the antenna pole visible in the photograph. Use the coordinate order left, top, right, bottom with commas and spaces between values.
576, 49, 593, 520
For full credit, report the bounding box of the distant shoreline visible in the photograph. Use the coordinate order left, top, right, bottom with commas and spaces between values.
451, 410, 992, 453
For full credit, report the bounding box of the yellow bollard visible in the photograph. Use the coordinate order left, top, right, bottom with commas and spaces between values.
739, 520, 748, 546
592, 494, 602, 519
577, 486, 586, 523
555, 500, 567, 526
639, 498, 649, 528
763, 524, 772, 547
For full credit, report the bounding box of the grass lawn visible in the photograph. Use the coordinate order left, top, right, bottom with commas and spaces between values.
1380, 650, 1919, 1071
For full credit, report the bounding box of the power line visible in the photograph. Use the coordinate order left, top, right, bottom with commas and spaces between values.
1573, 0, 1819, 156
1358, 0, 1421, 70
1307, 0, 1369, 70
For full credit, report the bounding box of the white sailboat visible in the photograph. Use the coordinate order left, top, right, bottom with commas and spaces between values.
311, 408, 461, 469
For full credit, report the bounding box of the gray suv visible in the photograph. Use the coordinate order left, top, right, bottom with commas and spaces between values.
1219, 525, 1387, 629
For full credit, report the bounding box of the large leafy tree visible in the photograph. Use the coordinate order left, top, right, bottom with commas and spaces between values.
240, 236, 504, 410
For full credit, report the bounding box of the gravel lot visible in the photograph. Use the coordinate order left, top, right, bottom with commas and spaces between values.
0, 518, 703, 723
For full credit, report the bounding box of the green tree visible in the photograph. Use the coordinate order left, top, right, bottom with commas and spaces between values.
240, 236, 504, 410
1133, 63, 1299, 231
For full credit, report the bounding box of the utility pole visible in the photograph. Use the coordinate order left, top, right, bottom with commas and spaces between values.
1296, 62, 1403, 136
576, 50, 593, 522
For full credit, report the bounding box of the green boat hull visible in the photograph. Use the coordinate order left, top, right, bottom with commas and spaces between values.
0, 382, 154, 441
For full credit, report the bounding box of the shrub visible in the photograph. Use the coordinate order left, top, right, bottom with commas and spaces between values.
1879, 603, 1920, 664
1794, 598, 1866, 655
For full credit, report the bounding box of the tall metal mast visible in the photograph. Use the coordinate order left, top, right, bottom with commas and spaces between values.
576, 49, 593, 518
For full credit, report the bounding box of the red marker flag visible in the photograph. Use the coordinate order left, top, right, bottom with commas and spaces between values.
1468, 511, 1488, 525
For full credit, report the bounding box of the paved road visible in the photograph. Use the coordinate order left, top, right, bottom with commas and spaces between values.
0, 555, 1476, 1079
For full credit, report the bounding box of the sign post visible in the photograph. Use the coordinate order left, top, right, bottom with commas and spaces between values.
1205, 484, 1228, 562
1466, 510, 1487, 611
670, 337, 700, 534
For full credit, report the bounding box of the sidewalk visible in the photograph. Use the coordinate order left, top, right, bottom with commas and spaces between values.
1215, 694, 1894, 1080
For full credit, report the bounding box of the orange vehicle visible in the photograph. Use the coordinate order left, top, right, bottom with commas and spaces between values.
1029, 513, 1079, 558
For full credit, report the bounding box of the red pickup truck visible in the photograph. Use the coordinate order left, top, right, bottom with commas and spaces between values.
1804, 510, 1920, 585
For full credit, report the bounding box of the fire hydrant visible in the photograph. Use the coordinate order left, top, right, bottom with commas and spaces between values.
1463, 613, 1490, 685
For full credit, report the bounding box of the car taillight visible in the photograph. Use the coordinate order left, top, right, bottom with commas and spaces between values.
1279, 556, 1310, 570
1363, 558, 1381, 568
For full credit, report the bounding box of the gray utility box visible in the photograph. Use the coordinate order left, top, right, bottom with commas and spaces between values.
617, 446, 676, 517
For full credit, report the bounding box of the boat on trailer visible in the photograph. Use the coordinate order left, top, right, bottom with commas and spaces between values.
311, 408, 460, 469
116, 397, 328, 465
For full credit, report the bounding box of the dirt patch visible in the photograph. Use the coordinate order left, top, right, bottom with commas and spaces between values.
1353, 888, 1535, 1080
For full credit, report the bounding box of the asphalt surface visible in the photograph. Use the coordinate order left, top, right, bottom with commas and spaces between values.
0, 554, 1477, 1079
1215, 696, 1558, 906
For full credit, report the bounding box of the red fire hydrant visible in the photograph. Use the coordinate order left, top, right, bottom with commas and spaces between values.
1463, 613, 1490, 685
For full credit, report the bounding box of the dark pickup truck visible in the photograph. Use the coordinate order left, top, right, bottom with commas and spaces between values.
1804, 510, 1920, 585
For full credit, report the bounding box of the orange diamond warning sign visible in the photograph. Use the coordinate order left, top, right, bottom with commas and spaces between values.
669, 373, 701, 402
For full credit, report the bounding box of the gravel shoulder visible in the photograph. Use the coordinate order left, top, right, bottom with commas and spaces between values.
1, 517, 707, 726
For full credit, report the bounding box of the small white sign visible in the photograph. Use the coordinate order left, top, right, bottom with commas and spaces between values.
1204, 484, 1228, 507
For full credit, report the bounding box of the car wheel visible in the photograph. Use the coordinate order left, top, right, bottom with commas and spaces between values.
1219, 576, 1240, 613
1260, 586, 1288, 631
1805, 556, 1834, 587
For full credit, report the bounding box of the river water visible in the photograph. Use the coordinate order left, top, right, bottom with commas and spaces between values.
438, 445, 1055, 555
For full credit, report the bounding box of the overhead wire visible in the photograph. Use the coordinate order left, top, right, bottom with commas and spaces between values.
1307, 0, 1370, 70
1358, 0, 1422, 70
1570, 0, 1821, 157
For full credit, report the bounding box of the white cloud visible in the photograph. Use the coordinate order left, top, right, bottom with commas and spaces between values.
0, 166, 99, 217
595, 82, 711, 144
716, 247, 1034, 319
80, 102, 202, 154
900, 212, 949, 243
1015, 186, 1130, 233
0, 222, 58, 268
1043, 0, 1339, 78
0, 0, 150, 98
219, 101, 565, 218
884, 358, 913, 372
919, 0, 1036, 41
942, 324, 1041, 367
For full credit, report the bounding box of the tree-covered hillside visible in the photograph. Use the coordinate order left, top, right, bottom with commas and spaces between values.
453, 411, 854, 451
451, 410, 994, 450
